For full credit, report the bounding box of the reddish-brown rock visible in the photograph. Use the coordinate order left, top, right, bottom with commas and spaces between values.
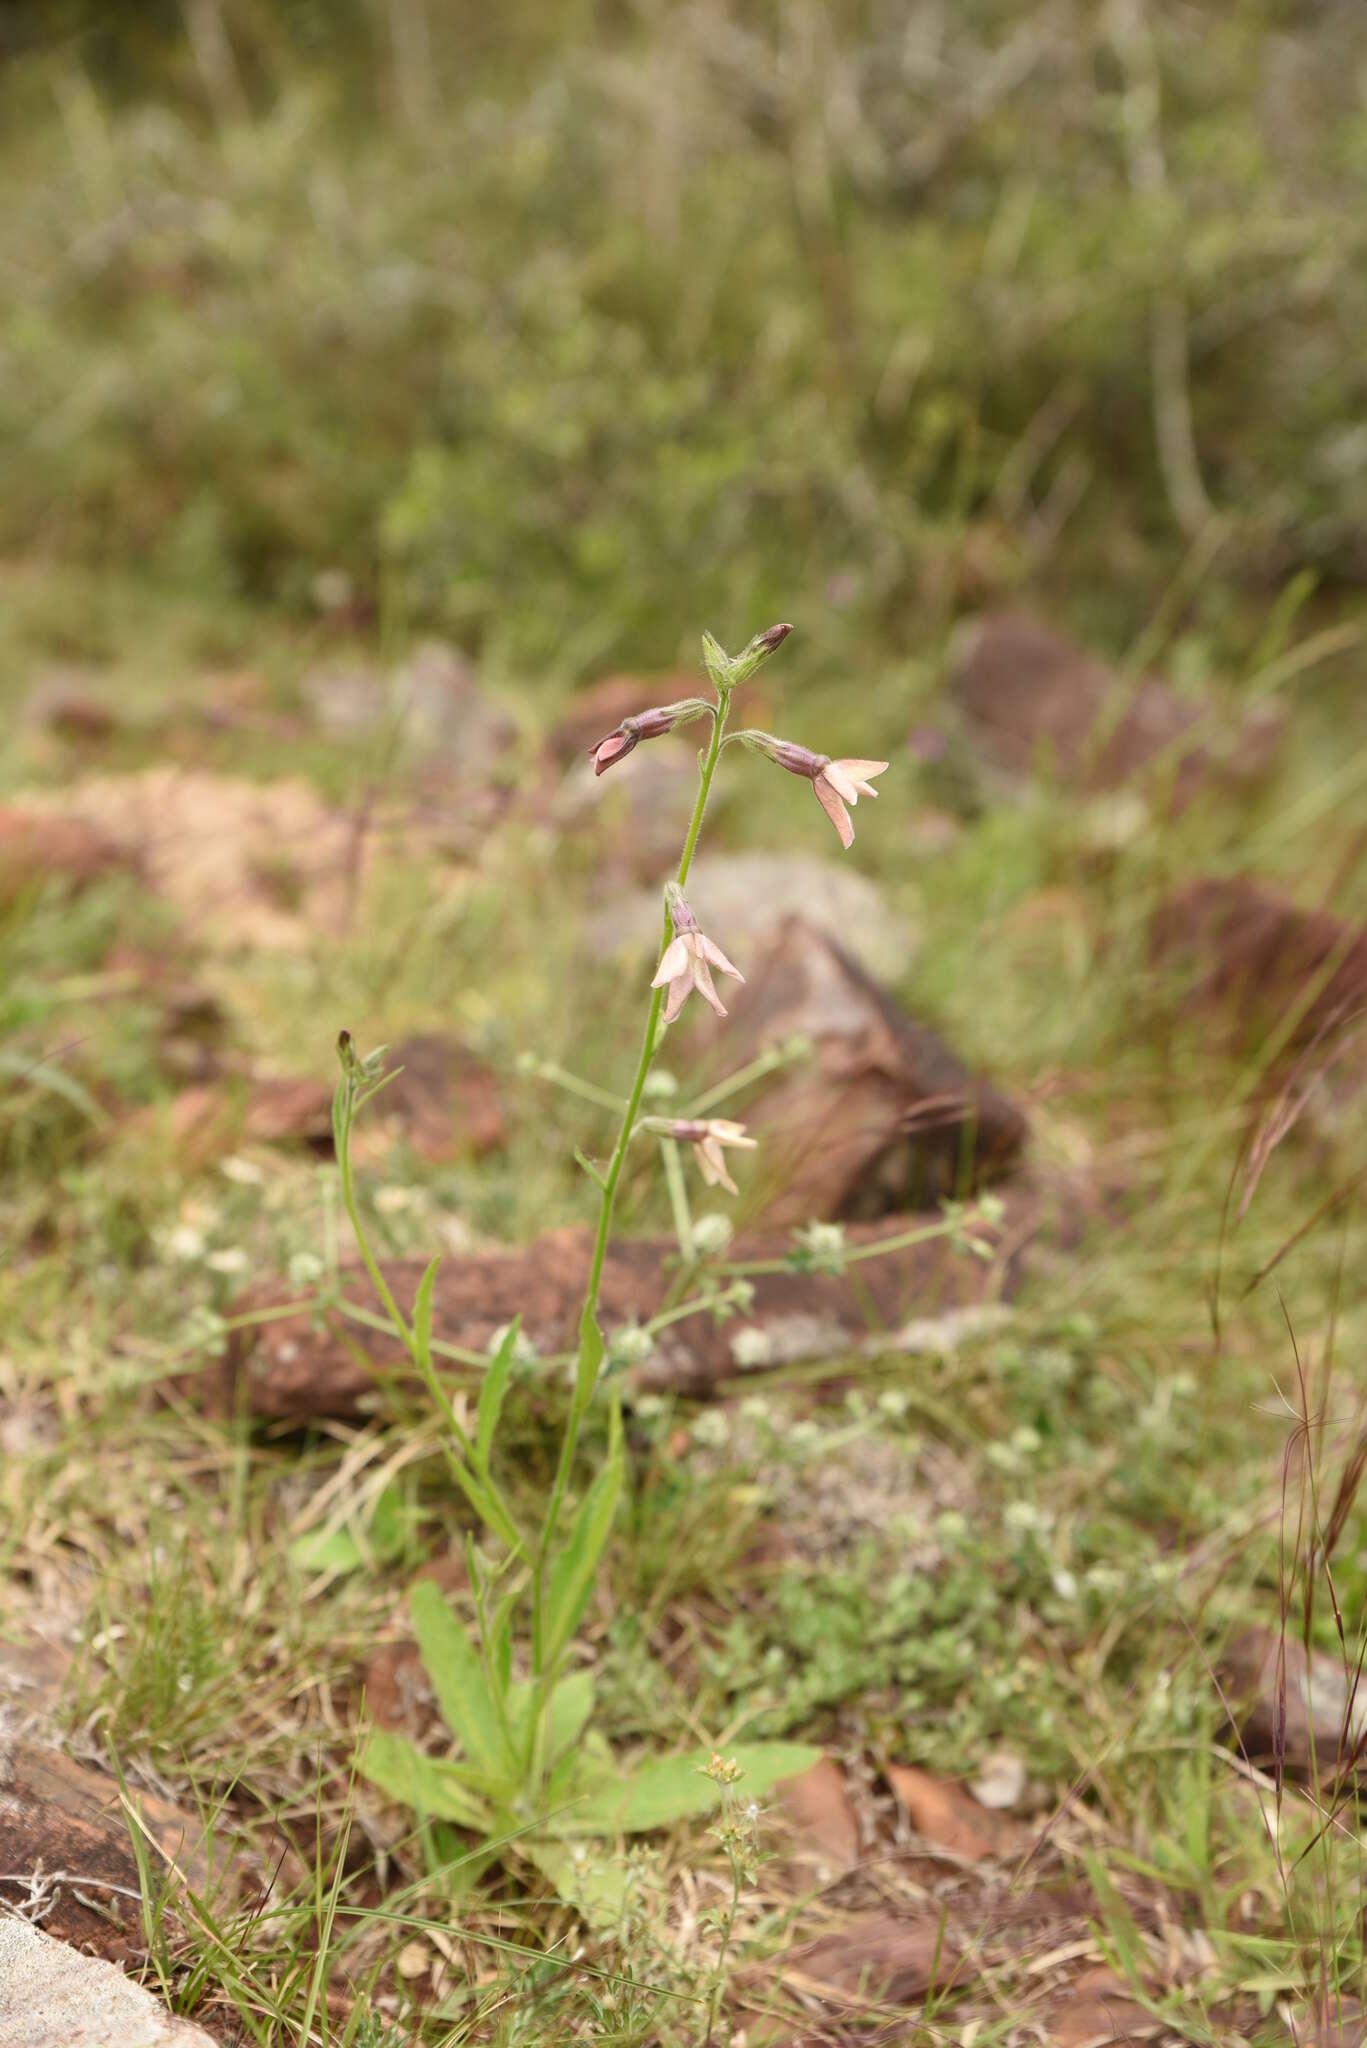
1153, 877, 1367, 1062
715, 918, 1026, 1223
211, 1209, 1022, 1421
0, 807, 126, 897
372, 1035, 505, 1162
0, 1741, 220, 1965
948, 613, 1282, 808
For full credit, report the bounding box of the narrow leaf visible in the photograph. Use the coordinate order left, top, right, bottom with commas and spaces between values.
0, 1053, 107, 1126
477, 1317, 519, 1470
412, 1254, 442, 1370
410, 1580, 507, 1784
544, 1404, 622, 1665
490, 1588, 517, 1695
506, 1671, 595, 1766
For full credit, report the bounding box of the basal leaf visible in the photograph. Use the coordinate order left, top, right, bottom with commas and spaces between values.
518, 1836, 625, 1929
543, 1402, 621, 1666
409, 1579, 510, 1783
358, 1730, 492, 1832
505, 1670, 595, 1767
557, 1741, 822, 1836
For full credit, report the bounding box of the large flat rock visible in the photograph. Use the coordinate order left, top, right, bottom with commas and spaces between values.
0, 1918, 219, 2047
209, 1208, 1027, 1421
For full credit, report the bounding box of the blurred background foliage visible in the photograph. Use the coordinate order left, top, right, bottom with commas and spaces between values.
2, 0, 1365, 685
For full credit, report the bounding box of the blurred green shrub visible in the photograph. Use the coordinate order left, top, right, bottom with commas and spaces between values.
0, 2, 1363, 675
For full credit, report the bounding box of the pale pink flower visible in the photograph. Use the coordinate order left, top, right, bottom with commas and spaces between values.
651, 894, 744, 1023
750, 738, 889, 849
662, 1119, 757, 1197
812, 758, 888, 849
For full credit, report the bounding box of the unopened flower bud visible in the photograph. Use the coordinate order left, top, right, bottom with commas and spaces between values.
588, 698, 709, 775
702, 622, 795, 694
703, 1751, 744, 1786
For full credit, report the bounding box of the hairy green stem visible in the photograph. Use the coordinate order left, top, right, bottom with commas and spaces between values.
527, 693, 729, 1748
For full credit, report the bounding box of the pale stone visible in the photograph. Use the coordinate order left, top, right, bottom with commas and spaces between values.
0, 1919, 220, 2047
590, 851, 916, 981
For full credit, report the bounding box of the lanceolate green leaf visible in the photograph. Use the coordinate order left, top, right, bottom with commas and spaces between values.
506, 1670, 596, 1766
412, 1254, 442, 1368
543, 1401, 622, 1666
409, 1580, 508, 1782
476, 1316, 519, 1469
557, 1741, 822, 1836
358, 1730, 492, 1832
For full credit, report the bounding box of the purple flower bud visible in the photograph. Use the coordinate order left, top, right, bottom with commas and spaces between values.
755, 623, 794, 655
588, 698, 708, 775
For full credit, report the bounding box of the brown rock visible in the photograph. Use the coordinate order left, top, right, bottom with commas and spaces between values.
715, 918, 1026, 1223
884, 1762, 1027, 1861
212, 1209, 1021, 1421
0, 1918, 221, 2047
1220, 1624, 1366, 1780
0, 1740, 221, 1964
159, 1039, 500, 1169
776, 1757, 860, 1876
372, 1035, 505, 1162
948, 613, 1282, 809
0, 806, 125, 896
154, 1076, 332, 1169
1153, 878, 1367, 1063
242, 1076, 335, 1145
778, 1910, 962, 2005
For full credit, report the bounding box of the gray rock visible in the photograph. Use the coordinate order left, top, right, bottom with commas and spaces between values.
589, 851, 916, 981
0, 1920, 220, 2047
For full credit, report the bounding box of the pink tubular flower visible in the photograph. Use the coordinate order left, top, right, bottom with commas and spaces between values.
812, 758, 889, 849
588, 699, 708, 776
661, 1118, 757, 1196
651, 893, 744, 1023
757, 740, 888, 849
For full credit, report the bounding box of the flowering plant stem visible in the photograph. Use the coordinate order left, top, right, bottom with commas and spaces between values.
526, 693, 728, 1774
